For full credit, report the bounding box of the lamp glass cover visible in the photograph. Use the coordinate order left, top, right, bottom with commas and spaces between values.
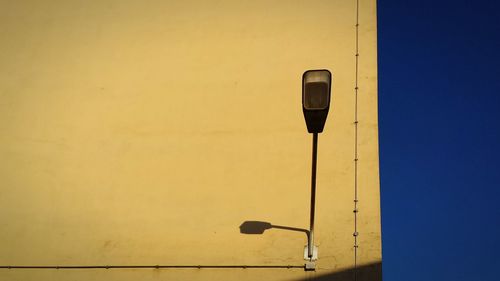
303, 70, 331, 110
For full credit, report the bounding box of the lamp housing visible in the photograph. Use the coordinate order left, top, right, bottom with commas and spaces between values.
302, 69, 332, 133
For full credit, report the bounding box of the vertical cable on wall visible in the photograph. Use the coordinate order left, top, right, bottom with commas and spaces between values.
353, 0, 360, 280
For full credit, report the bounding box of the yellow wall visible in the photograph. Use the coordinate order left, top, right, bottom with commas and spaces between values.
0, 0, 381, 280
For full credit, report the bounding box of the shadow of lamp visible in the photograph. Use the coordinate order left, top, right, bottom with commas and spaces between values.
302, 69, 332, 268
239, 221, 309, 237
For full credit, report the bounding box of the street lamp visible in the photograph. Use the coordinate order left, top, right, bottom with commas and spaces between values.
302, 69, 332, 264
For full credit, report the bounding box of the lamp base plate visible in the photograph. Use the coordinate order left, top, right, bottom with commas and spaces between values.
303, 245, 318, 261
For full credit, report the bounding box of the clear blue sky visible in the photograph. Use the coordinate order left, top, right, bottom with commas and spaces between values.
378, 0, 500, 280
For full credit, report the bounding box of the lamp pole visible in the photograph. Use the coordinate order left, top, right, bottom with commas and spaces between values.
308, 132, 318, 259
301, 69, 332, 264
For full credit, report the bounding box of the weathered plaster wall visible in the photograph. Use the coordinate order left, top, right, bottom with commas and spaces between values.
0, 0, 380, 280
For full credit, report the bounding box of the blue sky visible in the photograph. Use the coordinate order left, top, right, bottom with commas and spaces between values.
378, 0, 500, 280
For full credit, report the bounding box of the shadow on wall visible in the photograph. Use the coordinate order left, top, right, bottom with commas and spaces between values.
296, 262, 382, 281
240, 221, 381, 281
239, 221, 309, 239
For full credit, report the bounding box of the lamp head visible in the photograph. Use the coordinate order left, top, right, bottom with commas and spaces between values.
302, 69, 332, 133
